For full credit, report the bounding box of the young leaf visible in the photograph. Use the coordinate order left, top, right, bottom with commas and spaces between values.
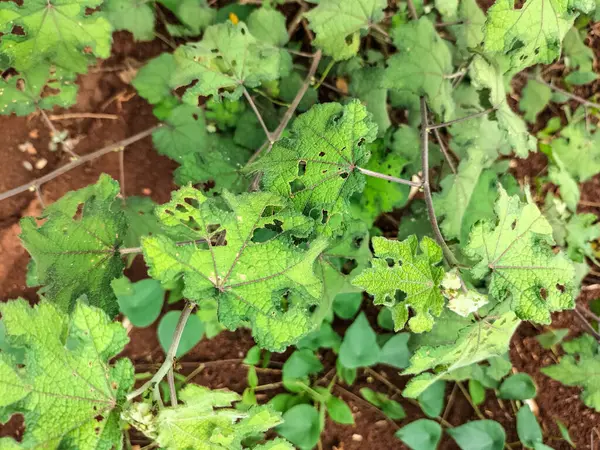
551, 117, 600, 182
563, 26, 594, 72
326, 396, 354, 424
20, 174, 127, 316
158, 310, 204, 357
142, 186, 327, 351
282, 349, 324, 382
305, 0, 386, 61
352, 235, 445, 333
451, 0, 486, 57
360, 388, 406, 420
132, 53, 177, 105
171, 21, 290, 102
112, 277, 164, 328
249, 100, 377, 234
158, 0, 215, 37
516, 405, 545, 448
148, 384, 287, 449
447, 420, 506, 450
403, 309, 521, 397
564, 213, 600, 262
246, 6, 289, 47
0, 299, 134, 449
536, 328, 569, 349
104, 0, 155, 41
465, 186, 575, 324
383, 17, 455, 120
498, 373, 537, 400
378, 333, 411, 369
541, 334, 600, 411
418, 380, 446, 418
0, 0, 112, 72
520, 79, 552, 123
339, 312, 381, 368
276, 404, 321, 450
349, 67, 391, 136
0, 66, 77, 116
395, 419, 442, 450
152, 104, 208, 162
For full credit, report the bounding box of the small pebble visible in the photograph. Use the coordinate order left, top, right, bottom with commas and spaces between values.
142, 188, 152, 195
22, 161, 33, 171
351, 434, 363, 442
35, 158, 47, 170
29, 129, 39, 139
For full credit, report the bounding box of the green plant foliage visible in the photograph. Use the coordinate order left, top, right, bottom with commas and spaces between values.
348, 66, 391, 136
152, 104, 207, 162
276, 404, 321, 450
498, 373, 537, 400
104, 0, 155, 41
0, 299, 134, 449
171, 21, 290, 102
246, 7, 289, 47
0, 66, 77, 115
360, 387, 406, 419
564, 213, 600, 262
159, 0, 215, 37
157, 310, 204, 357
352, 235, 445, 333
542, 333, 600, 411
249, 100, 377, 234
112, 277, 164, 327
551, 118, 600, 182
447, 420, 506, 450
142, 186, 327, 351
520, 79, 552, 123
536, 328, 570, 349
395, 419, 442, 450
516, 405, 552, 449
132, 53, 177, 106
0, 0, 112, 72
465, 187, 575, 324
305, 0, 386, 60
282, 349, 323, 385
418, 380, 446, 417
20, 174, 126, 316
339, 312, 380, 368
378, 333, 411, 369
326, 396, 354, 424
383, 17, 454, 119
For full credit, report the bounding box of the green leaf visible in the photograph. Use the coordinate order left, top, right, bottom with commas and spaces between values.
159, 0, 215, 37
152, 103, 207, 162
349, 67, 391, 136
551, 118, 600, 182
565, 70, 598, 85
536, 328, 569, 349
0, 66, 77, 116
563, 26, 594, 72
158, 310, 204, 358
244, 345, 262, 365
132, 53, 176, 105
104, 0, 155, 41
452, 0, 486, 57
333, 292, 362, 319
555, 419, 575, 448
469, 379, 486, 405
517, 405, 544, 448
276, 404, 321, 450
20, 174, 126, 316
483, 0, 581, 73
339, 312, 380, 368
395, 419, 442, 450
249, 100, 377, 234
548, 161, 581, 212
305, 0, 386, 60
542, 333, 600, 411
403, 309, 521, 397
142, 186, 327, 351
326, 396, 354, 424
121, 196, 164, 265
171, 21, 290, 101
383, 17, 454, 120
360, 387, 406, 420
0, 0, 112, 72
469, 56, 537, 157
282, 349, 323, 382
247, 7, 289, 47
379, 333, 411, 369
0, 299, 134, 449
499, 373, 537, 400
150, 384, 286, 449
520, 79, 552, 123
448, 420, 506, 450
465, 186, 575, 324
565, 213, 600, 262
297, 322, 342, 352
418, 380, 446, 418
352, 235, 445, 333
336, 358, 357, 385
280, 71, 318, 112
112, 277, 164, 328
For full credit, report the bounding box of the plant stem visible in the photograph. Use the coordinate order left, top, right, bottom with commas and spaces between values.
313, 59, 335, 91
49, 112, 119, 121
406, 0, 418, 20
34, 185, 46, 209
167, 368, 177, 407
357, 167, 422, 187
119, 149, 126, 206
573, 307, 600, 341
527, 75, 600, 110
435, 20, 467, 27
243, 88, 273, 143
456, 380, 486, 420
419, 97, 460, 267
426, 107, 496, 131
126, 302, 196, 401
0, 125, 161, 203
431, 128, 457, 174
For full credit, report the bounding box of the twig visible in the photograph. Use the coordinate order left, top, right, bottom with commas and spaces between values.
126, 302, 196, 401
578, 304, 600, 323
456, 380, 486, 420
426, 107, 496, 131
243, 88, 273, 142
34, 185, 46, 209
39, 108, 79, 159
357, 167, 422, 187
573, 307, 600, 341
435, 20, 467, 27
432, 128, 457, 174
167, 368, 177, 407
0, 125, 161, 203
49, 112, 119, 121
119, 149, 126, 205
579, 199, 600, 208
527, 74, 600, 110
313, 59, 335, 91
406, 0, 418, 20
420, 97, 460, 266
332, 384, 399, 430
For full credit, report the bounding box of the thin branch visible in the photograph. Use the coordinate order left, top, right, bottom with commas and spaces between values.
34, 185, 46, 209
243, 88, 273, 142
456, 380, 486, 420
573, 307, 600, 341
0, 125, 161, 203
435, 20, 467, 27
357, 166, 422, 187
527, 74, 600, 110
426, 107, 496, 131
39, 108, 79, 159
406, 0, 418, 20
127, 302, 196, 401
49, 112, 119, 121
420, 97, 460, 266
578, 304, 600, 323
432, 128, 457, 174
119, 150, 126, 206
167, 368, 177, 407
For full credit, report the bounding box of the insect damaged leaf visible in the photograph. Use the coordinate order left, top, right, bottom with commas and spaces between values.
20, 175, 127, 317
142, 186, 328, 351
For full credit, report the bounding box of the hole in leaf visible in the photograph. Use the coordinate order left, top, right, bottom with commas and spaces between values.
297, 160, 307, 176
318, 151, 325, 157
192, 113, 199, 121
94, 415, 104, 422
511, 220, 517, 230
556, 283, 565, 293
11, 25, 24, 36
73, 203, 84, 221
321, 210, 329, 224
386, 258, 395, 267
357, 137, 365, 146
344, 34, 354, 45
539, 288, 548, 300
289, 179, 306, 194
340, 172, 349, 179
341, 258, 358, 275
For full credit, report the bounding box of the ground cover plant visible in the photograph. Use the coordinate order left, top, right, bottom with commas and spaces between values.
0, 0, 600, 448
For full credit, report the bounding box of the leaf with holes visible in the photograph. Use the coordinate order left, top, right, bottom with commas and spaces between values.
352, 235, 445, 333
464, 186, 575, 324
142, 186, 328, 351
248, 100, 377, 235
104, 0, 155, 41
305, 0, 386, 61
0, 0, 112, 72
0, 298, 133, 449
158, 0, 216, 37
383, 17, 455, 120
0, 65, 77, 116
170, 21, 290, 102
20, 175, 126, 317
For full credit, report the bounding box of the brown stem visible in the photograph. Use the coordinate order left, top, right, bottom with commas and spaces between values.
432, 128, 457, 174
426, 107, 496, 131
357, 167, 422, 187
527, 74, 600, 110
